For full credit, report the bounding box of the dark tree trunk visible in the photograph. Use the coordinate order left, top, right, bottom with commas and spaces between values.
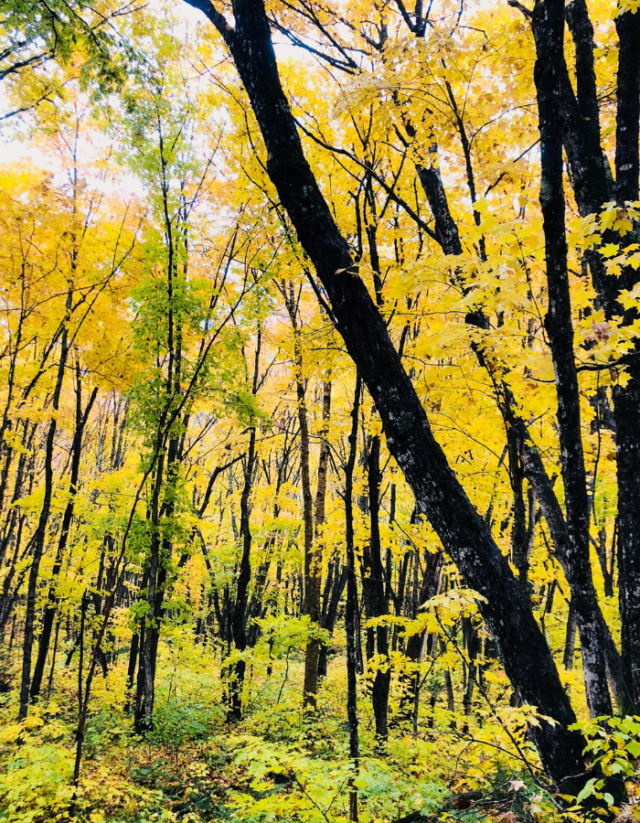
135, 448, 167, 733
410, 7, 615, 715
245, 545, 273, 648
316, 378, 335, 678
531, 0, 611, 718
594, 526, 615, 600
228, 326, 262, 719
318, 561, 347, 677
562, 0, 612, 213
520, 427, 627, 704
344, 375, 361, 822
398, 550, 444, 722
532, 0, 640, 711
366, 435, 390, 742
46, 616, 60, 698
185, 0, 612, 795
613, 6, 640, 712
462, 618, 481, 719
126, 632, 139, 708
614, 367, 640, 710
416, 163, 462, 256
508, 426, 530, 594
229, 423, 257, 719
564, 600, 577, 671
614, 10, 640, 207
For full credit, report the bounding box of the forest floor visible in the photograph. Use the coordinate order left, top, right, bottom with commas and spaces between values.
0, 630, 599, 823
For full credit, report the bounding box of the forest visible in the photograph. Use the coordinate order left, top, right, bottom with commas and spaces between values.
1, 0, 640, 820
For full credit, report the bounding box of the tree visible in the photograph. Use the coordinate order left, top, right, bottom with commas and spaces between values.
182, 0, 619, 797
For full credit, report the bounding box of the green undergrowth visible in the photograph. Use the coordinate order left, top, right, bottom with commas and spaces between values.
0, 639, 621, 823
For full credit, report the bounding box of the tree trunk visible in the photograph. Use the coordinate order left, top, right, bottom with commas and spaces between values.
520, 426, 627, 704
533, 0, 640, 711
318, 560, 347, 677
284, 288, 320, 710
185, 0, 611, 795
613, 6, 640, 712
398, 550, 444, 721
367, 435, 391, 742
315, 378, 334, 678
412, 32, 616, 719
531, 0, 611, 717
46, 616, 60, 698
229, 332, 261, 720
564, 600, 577, 671
344, 375, 361, 822
135, 447, 166, 732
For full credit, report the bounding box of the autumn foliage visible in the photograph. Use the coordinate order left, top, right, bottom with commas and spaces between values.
1, 0, 640, 821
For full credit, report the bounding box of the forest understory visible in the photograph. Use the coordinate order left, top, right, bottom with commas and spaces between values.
1, 625, 583, 823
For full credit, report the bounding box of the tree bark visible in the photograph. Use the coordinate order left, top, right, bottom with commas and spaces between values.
564, 600, 577, 671
319, 560, 347, 677
398, 550, 444, 722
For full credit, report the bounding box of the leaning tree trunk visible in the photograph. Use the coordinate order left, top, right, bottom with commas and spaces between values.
184, 0, 617, 797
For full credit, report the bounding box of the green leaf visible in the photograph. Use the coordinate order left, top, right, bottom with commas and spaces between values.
575, 778, 597, 804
